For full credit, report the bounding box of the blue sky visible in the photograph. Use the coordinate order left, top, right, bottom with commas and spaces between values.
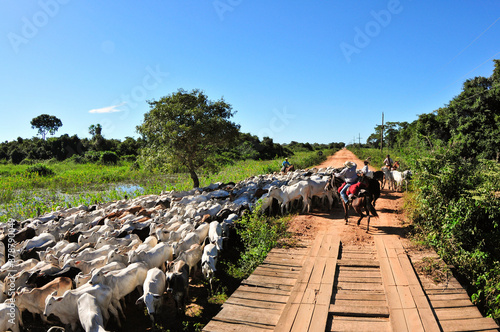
1, 1, 499, 145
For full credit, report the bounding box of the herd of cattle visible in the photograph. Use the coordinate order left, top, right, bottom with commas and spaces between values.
0, 164, 411, 332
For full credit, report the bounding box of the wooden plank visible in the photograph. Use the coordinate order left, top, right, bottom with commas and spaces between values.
338, 269, 381, 277
333, 292, 387, 301
301, 283, 320, 304
289, 281, 307, 304
427, 293, 470, 301
308, 232, 325, 258
316, 280, 334, 306
290, 303, 315, 332
308, 304, 329, 332
309, 256, 327, 284
439, 317, 499, 332
417, 307, 442, 332
389, 308, 408, 332
336, 281, 384, 291
215, 304, 281, 326
203, 319, 274, 332
333, 299, 388, 307
234, 285, 290, 297
318, 233, 332, 257
244, 274, 297, 286
322, 257, 337, 285
397, 285, 416, 309
330, 316, 391, 332
252, 268, 300, 278
337, 259, 380, 267
388, 254, 409, 286
435, 306, 483, 320
402, 307, 425, 332
294, 257, 315, 284
336, 276, 382, 283
329, 304, 390, 317
230, 291, 289, 304
224, 297, 286, 310
430, 299, 474, 308
273, 303, 300, 332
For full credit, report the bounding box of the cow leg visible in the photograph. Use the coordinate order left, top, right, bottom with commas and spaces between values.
367, 215, 371, 233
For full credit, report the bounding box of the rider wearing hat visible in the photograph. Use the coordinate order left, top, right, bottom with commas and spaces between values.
335, 161, 358, 204
281, 158, 291, 173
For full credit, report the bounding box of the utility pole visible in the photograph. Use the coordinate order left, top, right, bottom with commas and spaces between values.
380, 112, 384, 153
358, 133, 361, 147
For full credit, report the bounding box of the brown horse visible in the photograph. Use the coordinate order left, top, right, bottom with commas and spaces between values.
327, 175, 378, 232
281, 165, 295, 174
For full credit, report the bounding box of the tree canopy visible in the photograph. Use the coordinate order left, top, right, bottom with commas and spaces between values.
136, 89, 241, 188
30, 114, 63, 140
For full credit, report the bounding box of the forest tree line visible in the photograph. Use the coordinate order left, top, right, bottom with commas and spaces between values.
0, 130, 343, 165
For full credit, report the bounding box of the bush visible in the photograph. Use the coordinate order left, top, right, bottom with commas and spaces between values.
100, 151, 118, 165
84, 151, 101, 163
121, 155, 137, 163
405, 147, 500, 322
20, 158, 35, 165
66, 154, 86, 164
225, 203, 290, 279
25, 164, 55, 177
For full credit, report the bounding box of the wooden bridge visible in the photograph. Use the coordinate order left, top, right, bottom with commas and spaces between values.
203, 215, 499, 332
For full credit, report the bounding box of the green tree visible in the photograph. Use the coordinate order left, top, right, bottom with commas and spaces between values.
88, 124, 102, 137
30, 114, 63, 140
136, 89, 240, 188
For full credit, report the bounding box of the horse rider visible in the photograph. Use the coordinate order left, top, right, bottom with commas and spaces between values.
383, 154, 393, 169
281, 158, 291, 173
335, 161, 358, 204
360, 160, 370, 176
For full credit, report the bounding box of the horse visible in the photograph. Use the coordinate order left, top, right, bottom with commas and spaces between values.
372, 170, 384, 189
281, 165, 295, 174
326, 175, 378, 232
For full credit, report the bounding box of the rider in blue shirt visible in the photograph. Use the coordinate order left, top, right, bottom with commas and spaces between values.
281, 158, 291, 173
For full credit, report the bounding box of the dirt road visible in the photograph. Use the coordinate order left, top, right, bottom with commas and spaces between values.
287, 148, 406, 246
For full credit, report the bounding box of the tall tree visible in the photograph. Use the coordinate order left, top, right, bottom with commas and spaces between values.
88, 124, 102, 137
136, 89, 240, 188
30, 114, 62, 140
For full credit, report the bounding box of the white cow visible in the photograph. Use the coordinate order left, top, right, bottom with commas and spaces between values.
208, 221, 223, 251
0, 302, 23, 332
128, 242, 174, 269
201, 243, 218, 291
174, 243, 203, 277
88, 262, 149, 323
23, 232, 56, 251
307, 176, 334, 210
44, 283, 116, 332
381, 166, 394, 190
13, 277, 72, 323
268, 181, 311, 214
77, 293, 108, 332
136, 267, 166, 324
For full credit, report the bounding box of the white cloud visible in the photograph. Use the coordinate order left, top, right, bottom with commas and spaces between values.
89, 102, 125, 114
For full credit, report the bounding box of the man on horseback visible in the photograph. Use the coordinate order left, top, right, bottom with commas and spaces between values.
334, 161, 358, 204
383, 154, 393, 169
281, 158, 293, 174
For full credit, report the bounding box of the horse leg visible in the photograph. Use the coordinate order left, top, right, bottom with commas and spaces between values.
367, 215, 370, 232
342, 202, 349, 224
